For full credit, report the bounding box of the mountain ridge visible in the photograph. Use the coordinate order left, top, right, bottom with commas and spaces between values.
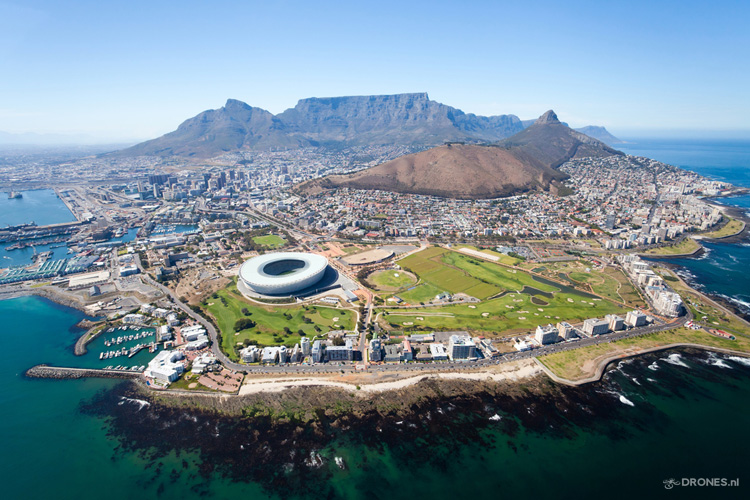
296, 110, 622, 200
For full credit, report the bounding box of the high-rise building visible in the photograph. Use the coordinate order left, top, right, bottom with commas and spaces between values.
369, 338, 382, 362
625, 310, 648, 327
535, 324, 559, 345
448, 334, 475, 360
582, 318, 610, 336
605, 314, 625, 331
311, 340, 324, 363
301, 337, 311, 356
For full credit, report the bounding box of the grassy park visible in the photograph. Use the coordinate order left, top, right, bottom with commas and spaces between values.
202, 282, 355, 360
369, 269, 417, 290
700, 217, 745, 239
644, 237, 701, 255
252, 234, 286, 248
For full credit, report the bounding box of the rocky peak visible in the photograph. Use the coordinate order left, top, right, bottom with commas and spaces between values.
535, 110, 560, 125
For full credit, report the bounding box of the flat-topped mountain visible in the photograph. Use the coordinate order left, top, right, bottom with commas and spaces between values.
297, 110, 622, 199
114, 93, 526, 158
572, 125, 624, 145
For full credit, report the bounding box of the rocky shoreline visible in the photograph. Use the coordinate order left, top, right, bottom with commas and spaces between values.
79, 347, 750, 498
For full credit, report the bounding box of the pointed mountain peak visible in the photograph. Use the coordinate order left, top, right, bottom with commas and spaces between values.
225, 98, 250, 109
535, 110, 560, 125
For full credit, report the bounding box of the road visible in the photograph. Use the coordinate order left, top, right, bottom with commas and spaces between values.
137, 247, 690, 375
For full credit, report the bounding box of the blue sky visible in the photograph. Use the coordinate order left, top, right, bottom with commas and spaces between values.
1, 0, 749, 141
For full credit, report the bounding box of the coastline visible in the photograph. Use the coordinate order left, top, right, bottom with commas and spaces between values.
0, 286, 92, 314
537, 343, 750, 386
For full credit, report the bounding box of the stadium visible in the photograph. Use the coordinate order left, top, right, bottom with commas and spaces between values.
238, 252, 329, 296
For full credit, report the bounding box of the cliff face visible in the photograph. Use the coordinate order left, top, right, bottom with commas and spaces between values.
114, 93, 525, 158
297, 110, 622, 200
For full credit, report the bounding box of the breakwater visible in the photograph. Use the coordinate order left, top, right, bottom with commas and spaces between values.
25, 364, 141, 380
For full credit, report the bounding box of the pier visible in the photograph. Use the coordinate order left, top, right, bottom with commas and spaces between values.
24, 364, 142, 380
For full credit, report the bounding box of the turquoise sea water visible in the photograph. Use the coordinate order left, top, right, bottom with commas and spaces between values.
0, 296, 271, 500
1, 295, 749, 499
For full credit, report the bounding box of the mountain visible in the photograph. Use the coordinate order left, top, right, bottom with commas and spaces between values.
497, 110, 623, 168
114, 93, 526, 158
521, 120, 622, 146
572, 126, 623, 145
297, 110, 622, 200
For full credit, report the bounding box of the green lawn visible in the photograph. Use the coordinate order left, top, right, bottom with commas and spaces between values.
203, 283, 355, 360
381, 290, 623, 335
701, 218, 744, 238
395, 282, 445, 304
252, 234, 286, 248
370, 269, 417, 290
540, 326, 750, 381
397, 247, 559, 302
644, 237, 700, 255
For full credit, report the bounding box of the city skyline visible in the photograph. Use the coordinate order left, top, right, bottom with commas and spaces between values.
1, 0, 749, 142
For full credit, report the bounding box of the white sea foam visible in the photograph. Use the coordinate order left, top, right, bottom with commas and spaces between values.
646, 378, 657, 383
663, 353, 690, 368
631, 377, 641, 386
118, 396, 151, 411
489, 414, 502, 421
712, 359, 733, 369
728, 356, 750, 367
619, 395, 635, 407
648, 362, 659, 371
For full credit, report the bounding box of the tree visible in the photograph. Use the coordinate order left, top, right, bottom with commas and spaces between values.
241, 307, 252, 316
234, 318, 256, 331
332, 336, 345, 346
297, 329, 305, 336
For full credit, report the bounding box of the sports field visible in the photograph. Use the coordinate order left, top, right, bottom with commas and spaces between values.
370, 269, 417, 290
252, 234, 286, 248
203, 282, 355, 360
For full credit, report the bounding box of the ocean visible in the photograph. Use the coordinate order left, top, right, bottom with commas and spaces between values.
620, 139, 750, 315
1, 139, 750, 499
2, 295, 749, 499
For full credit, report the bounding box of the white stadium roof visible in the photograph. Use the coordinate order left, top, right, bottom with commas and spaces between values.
238, 252, 328, 295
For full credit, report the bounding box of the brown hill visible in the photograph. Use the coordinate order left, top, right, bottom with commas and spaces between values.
297, 110, 621, 199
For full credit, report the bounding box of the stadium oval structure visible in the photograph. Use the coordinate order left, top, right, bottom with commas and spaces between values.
239, 252, 329, 296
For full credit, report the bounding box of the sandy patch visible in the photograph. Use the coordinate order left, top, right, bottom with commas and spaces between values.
238, 360, 541, 396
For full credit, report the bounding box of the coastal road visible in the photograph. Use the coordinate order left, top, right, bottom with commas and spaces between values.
132, 254, 691, 376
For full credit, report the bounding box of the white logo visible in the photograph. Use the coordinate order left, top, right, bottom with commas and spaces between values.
663, 479, 680, 490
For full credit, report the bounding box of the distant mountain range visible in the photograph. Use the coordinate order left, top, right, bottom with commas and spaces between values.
113, 93, 622, 158
296, 110, 622, 200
